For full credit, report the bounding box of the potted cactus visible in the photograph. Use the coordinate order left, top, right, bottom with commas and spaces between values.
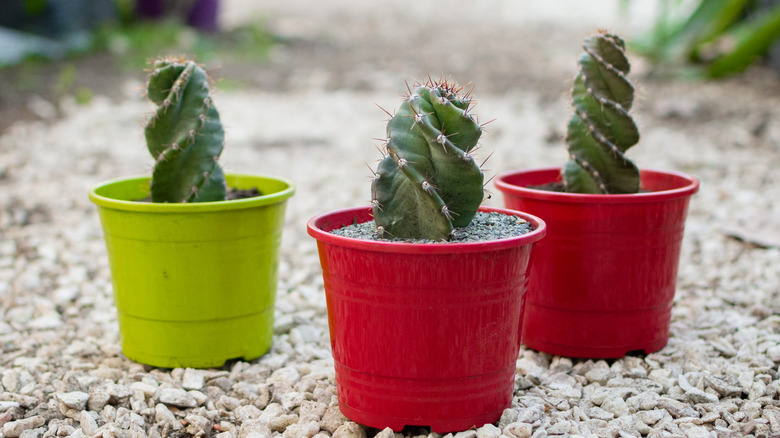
307, 78, 546, 432
495, 32, 699, 359
89, 57, 294, 368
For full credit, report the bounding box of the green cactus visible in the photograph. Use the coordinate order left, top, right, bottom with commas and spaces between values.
371, 78, 485, 241
562, 32, 641, 194
144, 57, 227, 203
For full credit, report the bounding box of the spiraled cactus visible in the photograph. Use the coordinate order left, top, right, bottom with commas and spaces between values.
562, 32, 641, 194
145, 57, 227, 203
371, 78, 485, 241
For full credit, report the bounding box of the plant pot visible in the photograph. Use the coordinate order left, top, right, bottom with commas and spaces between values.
89, 173, 294, 368
307, 206, 546, 432
495, 167, 699, 359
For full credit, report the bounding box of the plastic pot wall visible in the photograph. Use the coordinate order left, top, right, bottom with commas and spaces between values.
307, 206, 546, 433
495, 167, 699, 358
89, 174, 294, 368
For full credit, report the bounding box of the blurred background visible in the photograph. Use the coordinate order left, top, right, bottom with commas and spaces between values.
2, 0, 780, 134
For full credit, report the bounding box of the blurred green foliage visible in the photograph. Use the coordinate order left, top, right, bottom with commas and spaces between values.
92, 19, 276, 71
631, 0, 780, 78
2, 2, 276, 108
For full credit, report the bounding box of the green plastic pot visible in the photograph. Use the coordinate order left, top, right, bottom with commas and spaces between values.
89, 174, 294, 368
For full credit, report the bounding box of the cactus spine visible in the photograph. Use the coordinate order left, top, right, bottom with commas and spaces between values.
371, 78, 485, 241
562, 32, 641, 194
145, 57, 227, 203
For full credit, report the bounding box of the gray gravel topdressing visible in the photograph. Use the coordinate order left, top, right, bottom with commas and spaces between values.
329, 212, 534, 243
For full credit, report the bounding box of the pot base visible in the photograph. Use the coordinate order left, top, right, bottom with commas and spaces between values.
339, 404, 506, 434
334, 362, 512, 433
118, 309, 273, 369
521, 302, 671, 359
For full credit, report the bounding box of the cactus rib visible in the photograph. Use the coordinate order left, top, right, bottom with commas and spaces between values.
144, 57, 227, 203
562, 32, 641, 194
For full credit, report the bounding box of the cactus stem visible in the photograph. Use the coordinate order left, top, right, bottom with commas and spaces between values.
371, 199, 383, 211
571, 107, 627, 162
568, 155, 608, 193
583, 46, 634, 85
372, 76, 485, 240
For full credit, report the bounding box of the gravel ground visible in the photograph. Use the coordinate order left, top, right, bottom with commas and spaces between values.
2, 1, 780, 437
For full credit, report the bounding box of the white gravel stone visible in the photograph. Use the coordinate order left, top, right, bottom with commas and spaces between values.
476, 423, 501, 438
182, 368, 206, 390
2, 416, 45, 437
235, 404, 263, 422
284, 420, 320, 438
515, 405, 544, 424
239, 420, 272, 438
320, 406, 348, 433
0, 401, 20, 412
502, 422, 532, 438
678, 374, 719, 404
159, 388, 197, 408
270, 414, 299, 432
55, 391, 89, 410
636, 409, 666, 426
332, 422, 366, 438
154, 403, 181, 430
601, 396, 631, 418
78, 410, 98, 435
129, 381, 157, 398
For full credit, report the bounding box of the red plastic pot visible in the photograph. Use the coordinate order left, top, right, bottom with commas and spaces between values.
307, 206, 546, 433
495, 167, 699, 359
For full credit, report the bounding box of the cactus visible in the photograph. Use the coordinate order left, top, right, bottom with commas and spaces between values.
562, 32, 641, 194
371, 78, 485, 241
144, 57, 227, 203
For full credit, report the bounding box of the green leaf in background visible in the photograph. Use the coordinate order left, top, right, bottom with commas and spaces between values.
707, 3, 780, 77
630, 0, 780, 78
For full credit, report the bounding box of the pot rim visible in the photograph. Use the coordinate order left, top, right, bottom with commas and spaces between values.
307, 205, 546, 254
494, 167, 699, 204
88, 173, 295, 212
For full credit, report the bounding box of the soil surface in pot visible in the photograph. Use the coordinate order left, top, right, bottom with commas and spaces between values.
135, 186, 262, 202
528, 181, 651, 193
529, 182, 566, 192
227, 187, 262, 200
330, 211, 534, 243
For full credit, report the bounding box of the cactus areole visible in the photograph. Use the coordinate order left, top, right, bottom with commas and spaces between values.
562, 32, 641, 194
371, 78, 485, 241
145, 57, 228, 203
